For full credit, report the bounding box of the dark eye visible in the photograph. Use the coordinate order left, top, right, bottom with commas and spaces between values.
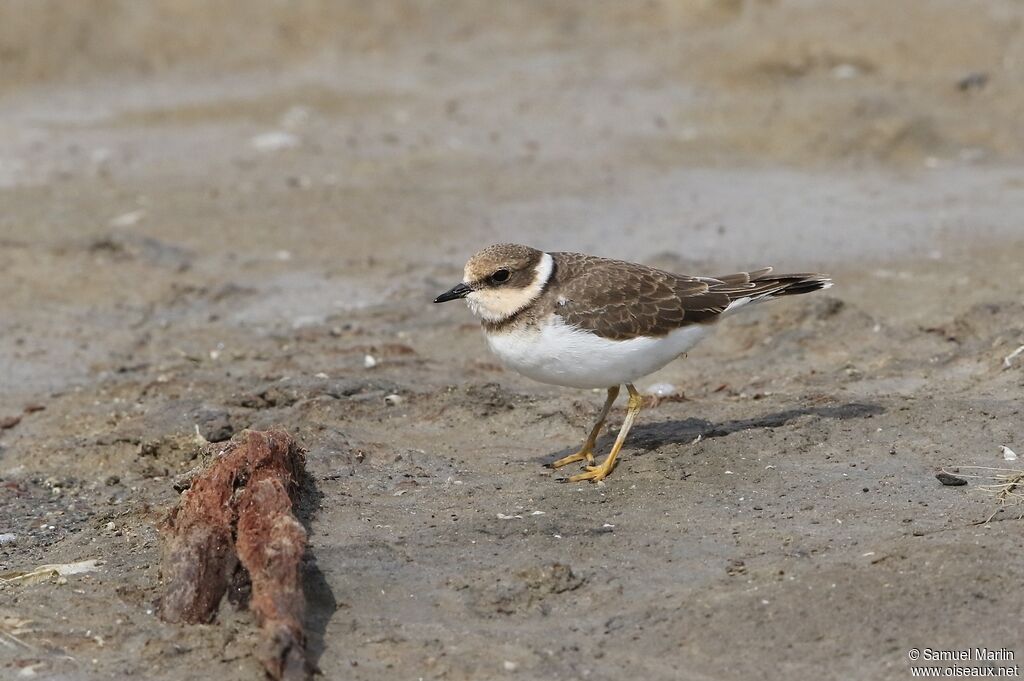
491, 269, 511, 283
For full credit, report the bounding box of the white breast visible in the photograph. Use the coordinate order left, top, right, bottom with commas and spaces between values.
484, 316, 711, 389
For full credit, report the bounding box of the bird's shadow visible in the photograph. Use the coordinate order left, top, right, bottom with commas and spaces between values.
541, 401, 885, 464
294, 469, 336, 674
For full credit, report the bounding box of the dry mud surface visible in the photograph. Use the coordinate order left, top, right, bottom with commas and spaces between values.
2, 2, 1024, 680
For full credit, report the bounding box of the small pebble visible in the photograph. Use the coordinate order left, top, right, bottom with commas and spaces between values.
109, 209, 146, 228
0, 533, 16, 545
644, 382, 677, 397
957, 72, 989, 91
250, 131, 299, 152
831, 63, 861, 80
384, 394, 403, 406
935, 472, 967, 486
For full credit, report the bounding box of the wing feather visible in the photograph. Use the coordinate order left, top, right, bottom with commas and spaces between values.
546, 253, 829, 341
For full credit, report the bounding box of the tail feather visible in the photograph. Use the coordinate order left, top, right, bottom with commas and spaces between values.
708, 269, 832, 312
767, 275, 833, 298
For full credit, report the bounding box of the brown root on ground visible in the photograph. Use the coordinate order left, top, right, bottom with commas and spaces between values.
159, 429, 309, 681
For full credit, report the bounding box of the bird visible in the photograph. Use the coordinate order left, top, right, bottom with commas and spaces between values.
434, 244, 831, 483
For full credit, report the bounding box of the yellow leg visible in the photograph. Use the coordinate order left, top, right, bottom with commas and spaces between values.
568, 383, 642, 483
550, 386, 620, 468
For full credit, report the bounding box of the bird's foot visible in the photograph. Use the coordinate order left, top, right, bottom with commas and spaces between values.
566, 458, 616, 483
549, 448, 596, 469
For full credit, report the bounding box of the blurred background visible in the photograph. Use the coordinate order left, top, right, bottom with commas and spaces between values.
5, 0, 1024, 395
4, 0, 1023, 263
4, 0, 1023, 385
2, 3, 1023, 680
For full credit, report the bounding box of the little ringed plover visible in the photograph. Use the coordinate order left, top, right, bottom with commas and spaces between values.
434, 243, 831, 483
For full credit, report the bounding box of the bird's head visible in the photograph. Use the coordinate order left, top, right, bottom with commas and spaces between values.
433, 243, 553, 323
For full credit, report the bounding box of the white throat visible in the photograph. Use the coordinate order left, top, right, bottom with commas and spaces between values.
465, 252, 554, 323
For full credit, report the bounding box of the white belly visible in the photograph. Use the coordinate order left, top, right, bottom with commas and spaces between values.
484, 318, 711, 389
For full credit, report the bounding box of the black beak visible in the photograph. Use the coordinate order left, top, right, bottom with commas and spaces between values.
434, 282, 472, 303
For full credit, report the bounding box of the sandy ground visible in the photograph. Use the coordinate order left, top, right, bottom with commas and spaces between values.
2, 2, 1024, 680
